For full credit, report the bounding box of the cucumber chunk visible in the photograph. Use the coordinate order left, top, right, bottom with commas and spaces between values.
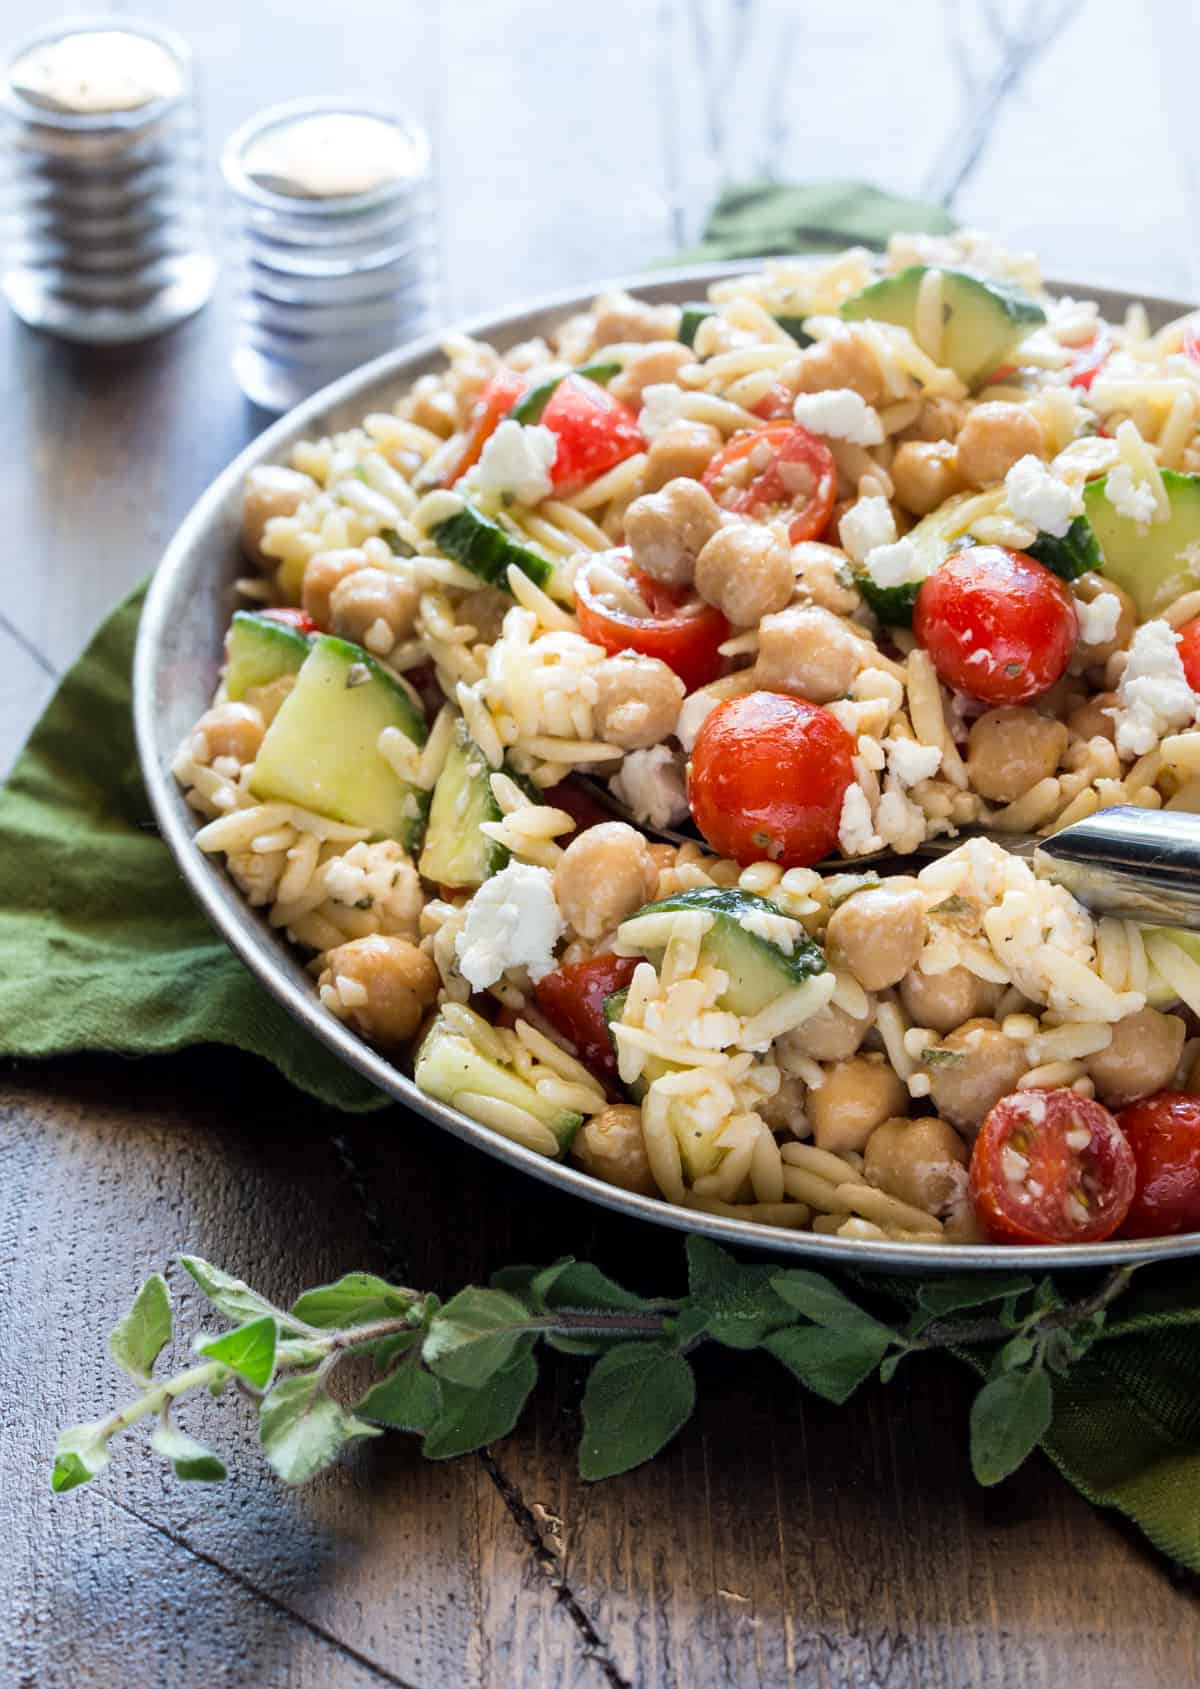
1026, 515, 1103, 583
224, 611, 310, 702
418, 720, 506, 889
415, 1017, 582, 1153
855, 488, 998, 627
429, 500, 553, 591
249, 634, 428, 846
1083, 469, 1200, 618
840, 266, 1045, 387
509, 361, 622, 425
679, 301, 811, 349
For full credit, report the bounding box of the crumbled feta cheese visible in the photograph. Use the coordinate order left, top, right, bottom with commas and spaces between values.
472, 420, 557, 506
791, 388, 883, 446
863, 536, 921, 589
1105, 463, 1159, 529
455, 862, 564, 990
1075, 591, 1122, 648
1004, 454, 1077, 539
839, 496, 896, 565
836, 782, 882, 856
875, 782, 926, 853
638, 383, 689, 441
610, 746, 690, 832
884, 737, 942, 787
1112, 620, 1199, 757
675, 688, 720, 753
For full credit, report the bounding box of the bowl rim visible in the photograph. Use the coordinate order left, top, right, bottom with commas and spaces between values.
134, 256, 1200, 1272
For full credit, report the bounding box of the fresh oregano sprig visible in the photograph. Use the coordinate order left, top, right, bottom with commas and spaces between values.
52, 1241, 1140, 1497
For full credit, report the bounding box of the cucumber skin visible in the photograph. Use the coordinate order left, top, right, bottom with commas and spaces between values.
415, 1025, 582, 1152
430, 505, 553, 591
509, 362, 621, 425
841, 265, 1044, 386
224, 611, 310, 701
1026, 516, 1102, 583
419, 728, 508, 889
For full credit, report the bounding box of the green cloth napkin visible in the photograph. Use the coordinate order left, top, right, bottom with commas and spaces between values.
5, 182, 1200, 1571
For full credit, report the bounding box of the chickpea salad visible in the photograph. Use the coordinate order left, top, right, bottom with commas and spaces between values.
175, 231, 1200, 1248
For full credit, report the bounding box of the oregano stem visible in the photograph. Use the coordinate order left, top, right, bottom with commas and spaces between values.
99, 1359, 225, 1442
908, 1263, 1138, 1352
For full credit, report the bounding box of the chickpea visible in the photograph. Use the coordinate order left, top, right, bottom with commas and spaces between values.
554, 823, 657, 940
900, 965, 1002, 1036
457, 585, 510, 646
624, 479, 722, 589
825, 884, 926, 992
319, 935, 439, 1048
1085, 1007, 1186, 1109
791, 541, 862, 616
966, 707, 1068, 805
1067, 691, 1118, 745
895, 395, 965, 444
754, 605, 863, 703
609, 341, 693, 412
808, 1055, 908, 1153
955, 402, 1045, 488
591, 290, 680, 348
759, 1071, 808, 1133
890, 440, 964, 516
1071, 572, 1136, 670
241, 465, 318, 567
926, 1017, 1028, 1132
302, 548, 370, 629
592, 654, 684, 749
694, 520, 793, 626
329, 566, 420, 654
777, 998, 872, 1064
195, 701, 264, 767
863, 1115, 969, 1217
788, 328, 886, 405
572, 1104, 657, 1196
642, 420, 723, 493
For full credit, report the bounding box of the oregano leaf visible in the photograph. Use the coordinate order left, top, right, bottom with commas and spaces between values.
150, 1422, 226, 1482
357, 1361, 443, 1432
764, 1323, 890, 1404
290, 1272, 415, 1330
667, 1306, 710, 1349
969, 1366, 1052, 1485
51, 1423, 111, 1493
423, 1287, 538, 1387
259, 1376, 380, 1483
422, 1352, 537, 1460
994, 1334, 1036, 1374
909, 1273, 1034, 1335
109, 1273, 172, 1383
770, 1270, 892, 1339
579, 1344, 695, 1480
685, 1237, 794, 1349
179, 1257, 289, 1329
197, 1315, 278, 1390
539, 1260, 660, 1315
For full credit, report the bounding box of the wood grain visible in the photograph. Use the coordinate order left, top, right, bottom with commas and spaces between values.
3, 1, 1200, 1684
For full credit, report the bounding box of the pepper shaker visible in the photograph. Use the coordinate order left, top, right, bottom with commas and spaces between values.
221, 97, 438, 411
1, 17, 215, 344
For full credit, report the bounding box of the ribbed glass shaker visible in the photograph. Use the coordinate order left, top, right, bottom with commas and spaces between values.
0, 16, 215, 344
222, 97, 438, 412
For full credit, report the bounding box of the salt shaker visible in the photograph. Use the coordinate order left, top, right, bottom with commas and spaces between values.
0, 17, 215, 344
222, 97, 438, 412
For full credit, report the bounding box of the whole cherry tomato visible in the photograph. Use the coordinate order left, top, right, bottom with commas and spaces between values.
575, 550, 729, 693
534, 953, 639, 1076
1175, 617, 1200, 692
970, 1089, 1136, 1245
1117, 1092, 1200, 1238
446, 368, 529, 486
260, 608, 318, 635
539, 376, 644, 493
702, 423, 836, 543
688, 689, 855, 867
914, 545, 1079, 705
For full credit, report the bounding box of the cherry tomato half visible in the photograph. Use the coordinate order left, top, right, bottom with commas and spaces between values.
970, 1089, 1136, 1245
914, 545, 1079, 705
688, 689, 855, 867
1067, 329, 1112, 391
1116, 1092, 1200, 1238
540, 376, 644, 493
701, 423, 836, 544
447, 368, 529, 486
1183, 326, 1200, 366
575, 551, 729, 693
260, 607, 318, 635
752, 382, 796, 421
1176, 617, 1200, 692
534, 953, 639, 1077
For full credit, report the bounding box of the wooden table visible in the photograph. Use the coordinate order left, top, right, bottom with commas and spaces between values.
3, 3, 1199, 1683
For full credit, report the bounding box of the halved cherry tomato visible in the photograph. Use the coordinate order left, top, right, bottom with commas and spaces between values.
752, 382, 796, 421
575, 550, 729, 692
1116, 1092, 1200, 1238
970, 1089, 1136, 1245
1176, 618, 1200, 691
914, 545, 1078, 705
701, 422, 836, 544
1182, 326, 1200, 365
540, 376, 644, 492
261, 607, 317, 635
1067, 329, 1112, 391
446, 368, 529, 486
688, 689, 855, 867
534, 953, 639, 1076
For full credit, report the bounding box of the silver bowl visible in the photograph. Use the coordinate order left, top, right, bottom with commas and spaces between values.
135, 262, 1200, 1271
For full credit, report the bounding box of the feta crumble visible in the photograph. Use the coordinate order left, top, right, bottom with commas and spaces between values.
1004, 454, 1076, 539
737, 906, 804, 954
839, 496, 897, 566
610, 746, 690, 832
836, 782, 882, 856
863, 536, 921, 589
1112, 619, 1199, 757
472, 420, 557, 506
1075, 591, 1122, 648
884, 737, 942, 787
791, 387, 884, 446
1105, 463, 1159, 529
455, 862, 564, 990
638, 383, 689, 441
